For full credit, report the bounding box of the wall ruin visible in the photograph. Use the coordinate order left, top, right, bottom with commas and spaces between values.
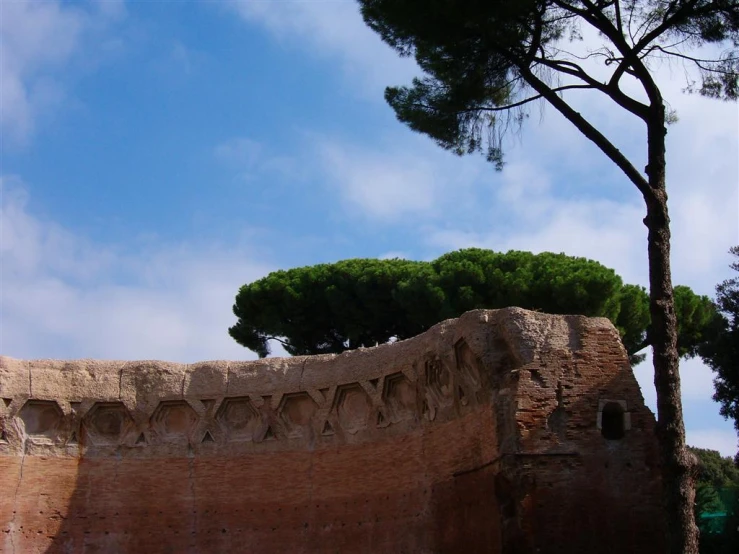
0, 308, 665, 553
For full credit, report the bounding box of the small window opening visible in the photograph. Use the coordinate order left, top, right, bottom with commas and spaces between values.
601, 402, 626, 440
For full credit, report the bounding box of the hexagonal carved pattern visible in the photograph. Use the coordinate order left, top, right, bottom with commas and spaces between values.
279, 393, 318, 437
85, 402, 134, 445
216, 397, 260, 441
383, 373, 416, 422
335, 384, 371, 433
455, 339, 482, 388
425, 358, 452, 404
19, 400, 63, 439
152, 401, 198, 438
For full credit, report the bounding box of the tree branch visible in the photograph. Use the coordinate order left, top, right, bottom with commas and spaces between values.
649, 45, 739, 73
610, 0, 709, 90
518, 66, 655, 201
265, 335, 291, 348
629, 337, 652, 355
533, 56, 649, 119
410, 84, 595, 116
526, 7, 545, 64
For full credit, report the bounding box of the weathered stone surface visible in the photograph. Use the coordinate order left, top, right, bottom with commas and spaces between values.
0, 308, 665, 553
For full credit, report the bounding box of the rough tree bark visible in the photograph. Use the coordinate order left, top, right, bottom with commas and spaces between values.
645, 102, 699, 554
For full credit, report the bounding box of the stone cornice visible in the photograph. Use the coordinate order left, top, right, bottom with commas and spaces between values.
0, 308, 619, 458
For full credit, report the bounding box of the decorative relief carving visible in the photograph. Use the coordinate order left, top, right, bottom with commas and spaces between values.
335, 384, 371, 434
383, 373, 416, 423
151, 401, 198, 439
321, 420, 335, 436
278, 393, 318, 438
19, 400, 63, 439
457, 386, 469, 406
424, 357, 452, 406
84, 402, 134, 446
4, 342, 489, 450
216, 397, 261, 442
454, 339, 482, 388
262, 425, 277, 441
421, 398, 435, 422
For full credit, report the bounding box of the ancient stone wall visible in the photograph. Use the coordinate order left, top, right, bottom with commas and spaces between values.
0, 308, 665, 553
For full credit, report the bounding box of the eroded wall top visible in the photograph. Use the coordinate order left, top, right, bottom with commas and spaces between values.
0, 308, 621, 458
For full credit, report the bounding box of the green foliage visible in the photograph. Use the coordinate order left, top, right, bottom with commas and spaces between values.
692, 447, 739, 490
359, 0, 739, 169
615, 284, 651, 364
690, 447, 739, 553
700, 246, 739, 434
229, 249, 715, 359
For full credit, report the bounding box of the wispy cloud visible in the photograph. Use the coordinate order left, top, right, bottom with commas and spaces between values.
0, 0, 125, 144
1, 176, 274, 362
215, 137, 263, 167
227, 0, 417, 99
316, 138, 442, 220
214, 136, 302, 184
426, 194, 649, 285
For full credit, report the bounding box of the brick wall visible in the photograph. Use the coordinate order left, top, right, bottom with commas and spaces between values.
0, 308, 665, 553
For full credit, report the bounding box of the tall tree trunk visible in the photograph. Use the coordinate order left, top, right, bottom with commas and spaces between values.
645, 104, 699, 554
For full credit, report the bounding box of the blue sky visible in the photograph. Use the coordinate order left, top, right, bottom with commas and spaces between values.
1, 0, 738, 455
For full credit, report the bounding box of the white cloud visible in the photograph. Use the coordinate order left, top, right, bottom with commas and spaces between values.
0, 0, 125, 144
317, 138, 441, 220
0, 177, 274, 363
423, 157, 651, 286
227, 0, 417, 99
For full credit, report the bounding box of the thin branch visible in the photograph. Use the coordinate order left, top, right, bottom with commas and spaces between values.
410, 84, 595, 116
648, 45, 739, 73
632, 0, 702, 57
615, 0, 624, 36
627, 0, 638, 44
631, 4, 666, 44
548, 45, 614, 62
265, 335, 291, 348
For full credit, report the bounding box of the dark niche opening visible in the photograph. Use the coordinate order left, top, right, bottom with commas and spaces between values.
601, 402, 626, 440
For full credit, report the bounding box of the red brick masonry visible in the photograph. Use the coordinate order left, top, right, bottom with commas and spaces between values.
0, 308, 665, 553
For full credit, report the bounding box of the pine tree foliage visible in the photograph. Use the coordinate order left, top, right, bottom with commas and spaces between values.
701, 246, 739, 433
230, 249, 715, 361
